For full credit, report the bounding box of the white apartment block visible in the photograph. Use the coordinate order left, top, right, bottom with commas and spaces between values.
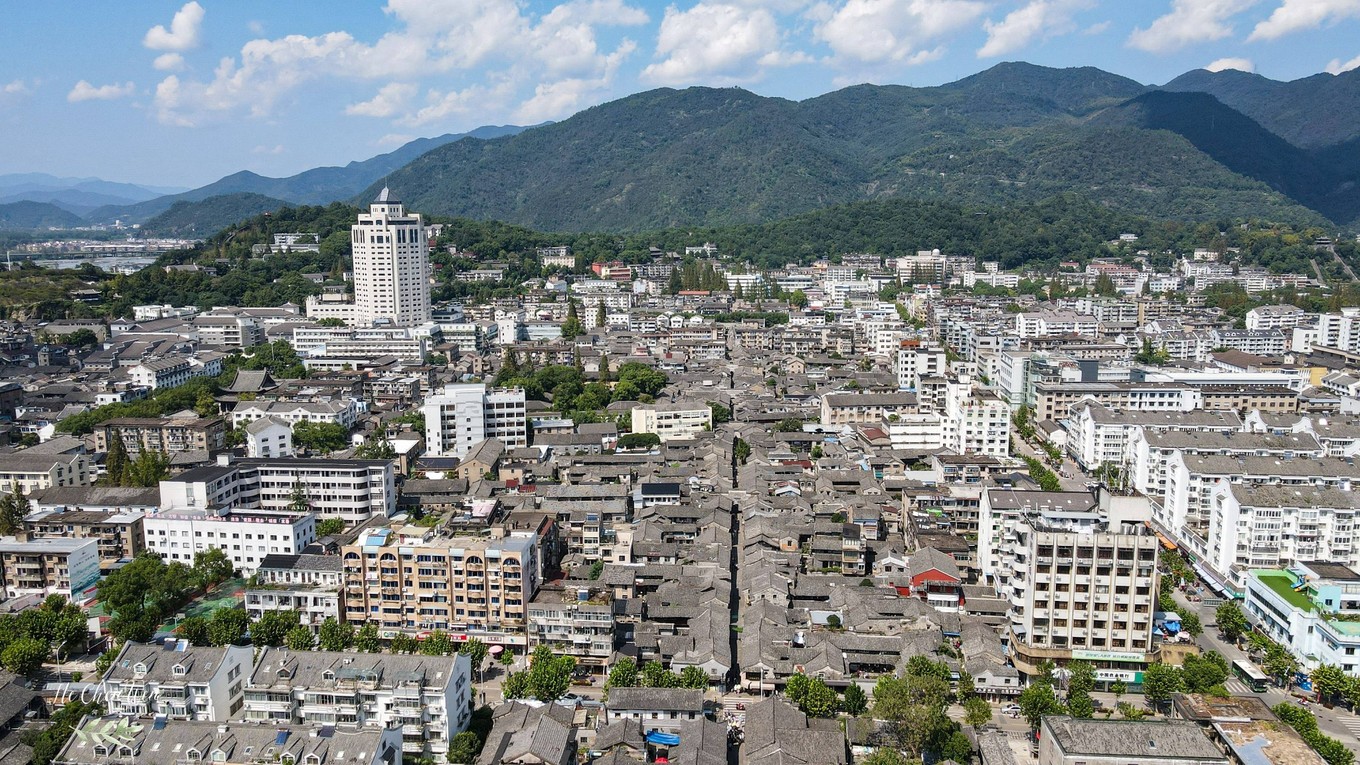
1245, 304, 1308, 331
245, 649, 473, 760
631, 404, 713, 442
1014, 310, 1098, 339
245, 553, 343, 629
143, 506, 316, 576
896, 343, 947, 391
159, 457, 397, 522
352, 188, 431, 326
1207, 484, 1360, 586
292, 323, 436, 364
192, 313, 263, 348
0, 452, 92, 494
129, 355, 223, 390
1210, 329, 1288, 357
1244, 562, 1360, 673
820, 391, 918, 426
58, 718, 400, 765
1292, 308, 1360, 353
982, 489, 1160, 677
422, 383, 529, 458
230, 398, 365, 429
102, 642, 254, 721
1065, 403, 1242, 472
897, 251, 946, 284
942, 381, 1010, 457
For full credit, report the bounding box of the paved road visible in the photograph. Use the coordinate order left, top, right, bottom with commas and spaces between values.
1173, 590, 1360, 754
1011, 435, 1089, 491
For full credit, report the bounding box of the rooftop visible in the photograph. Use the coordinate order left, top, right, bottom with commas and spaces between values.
1042, 716, 1225, 760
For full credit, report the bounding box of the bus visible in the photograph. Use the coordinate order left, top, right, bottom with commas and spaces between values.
1233, 659, 1270, 692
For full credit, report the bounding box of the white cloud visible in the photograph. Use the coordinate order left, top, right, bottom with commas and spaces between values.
346, 82, 418, 117
518, 40, 637, 122
1249, 0, 1360, 40
3, 80, 27, 95
67, 80, 136, 102
144, 2, 205, 52
1326, 53, 1360, 73
1083, 20, 1112, 34
1205, 56, 1255, 71
248, 20, 265, 35
642, 3, 798, 85
978, 0, 1093, 58
813, 0, 987, 66
153, 53, 186, 71
252, 144, 285, 155
152, 0, 648, 127
1126, 0, 1257, 53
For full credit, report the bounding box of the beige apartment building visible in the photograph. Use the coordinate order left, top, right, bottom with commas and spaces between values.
340, 528, 541, 646
95, 416, 226, 455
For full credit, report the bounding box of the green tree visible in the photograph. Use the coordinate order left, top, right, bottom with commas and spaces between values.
285, 625, 315, 651
421, 630, 455, 656
23, 699, 103, 765
125, 449, 170, 487
526, 644, 575, 701
788, 289, 808, 308
194, 389, 218, 418
640, 659, 680, 688
1141, 662, 1184, 712
605, 658, 639, 697
208, 607, 249, 646
354, 431, 397, 460
1066, 661, 1096, 697
1180, 611, 1203, 637
317, 617, 354, 651
843, 683, 869, 716
1182, 651, 1229, 694
250, 610, 299, 647
502, 671, 529, 700
1311, 664, 1349, 705
963, 696, 992, 728
707, 401, 731, 424
316, 517, 346, 537
680, 666, 709, 690
801, 677, 839, 718
390, 633, 419, 654
447, 731, 481, 765
1, 637, 48, 678
1018, 681, 1064, 731
104, 435, 129, 486
1066, 690, 1096, 718
561, 299, 583, 339
733, 437, 751, 465
939, 731, 973, 763
460, 637, 490, 674
354, 622, 382, 652
1111, 679, 1127, 700
191, 547, 235, 589
617, 433, 661, 450
177, 616, 212, 646
1216, 600, 1249, 643
785, 673, 812, 706
860, 750, 910, 765
0, 482, 26, 536
292, 420, 351, 453
595, 301, 607, 328
774, 418, 805, 432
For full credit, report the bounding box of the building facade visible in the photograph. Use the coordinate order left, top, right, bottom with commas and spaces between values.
352, 188, 431, 326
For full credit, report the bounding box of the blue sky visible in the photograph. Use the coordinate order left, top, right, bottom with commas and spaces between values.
3, 0, 1359, 188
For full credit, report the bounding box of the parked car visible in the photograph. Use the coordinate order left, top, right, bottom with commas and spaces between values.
1001, 703, 1022, 714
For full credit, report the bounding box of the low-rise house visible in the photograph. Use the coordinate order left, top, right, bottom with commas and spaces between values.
1037, 716, 1228, 765
603, 688, 706, 732
57, 716, 401, 765
476, 702, 577, 765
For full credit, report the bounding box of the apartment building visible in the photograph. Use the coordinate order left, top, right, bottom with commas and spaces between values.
192, 313, 263, 347
630, 404, 713, 442
292, 324, 435, 365
527, 584, 615, 668
896, 342, 947, 391
142, 506, 316, 576
422, 383, 529, 458
1129, 429, 1322, 507
352, 188, 431, 326
1207, 485, 1360, 587
245, 553, 345, 629
159, 457, 397, 522
1246, 304, 1308, 331
942, 382, 1010, 457
102, 641, 254, 721
1064, 402, 1242, 472
1244, 562, 1360, 672
245, 649, 472, 759
0, 534, 100, 599
1291, 308, 1360, 353
1033, 381, 1200, 422
57, 717, 402, 765
229, 398, 364, 429
95, 415, 226, 455
341, 528, 541, 645
819, 391, 918, 426
1014, 310, 1098, 339
0, 451, 92, 494
22, 508, 144, 572
128, 355, 223, 390
983, 490, 1160, 678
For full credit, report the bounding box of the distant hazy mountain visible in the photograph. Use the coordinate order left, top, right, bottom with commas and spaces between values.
1161, 67, 1360, 149
0, 172, 187, 215
363, 62, 1340, 230
138, 192, 292, 237
0, 200, 88, 230
85, 124, 537, 226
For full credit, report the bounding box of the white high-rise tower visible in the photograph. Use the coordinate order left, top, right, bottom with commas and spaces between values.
351, 187, 430, 326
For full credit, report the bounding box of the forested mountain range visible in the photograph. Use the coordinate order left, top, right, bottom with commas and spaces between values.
362, 62, 1360, 231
